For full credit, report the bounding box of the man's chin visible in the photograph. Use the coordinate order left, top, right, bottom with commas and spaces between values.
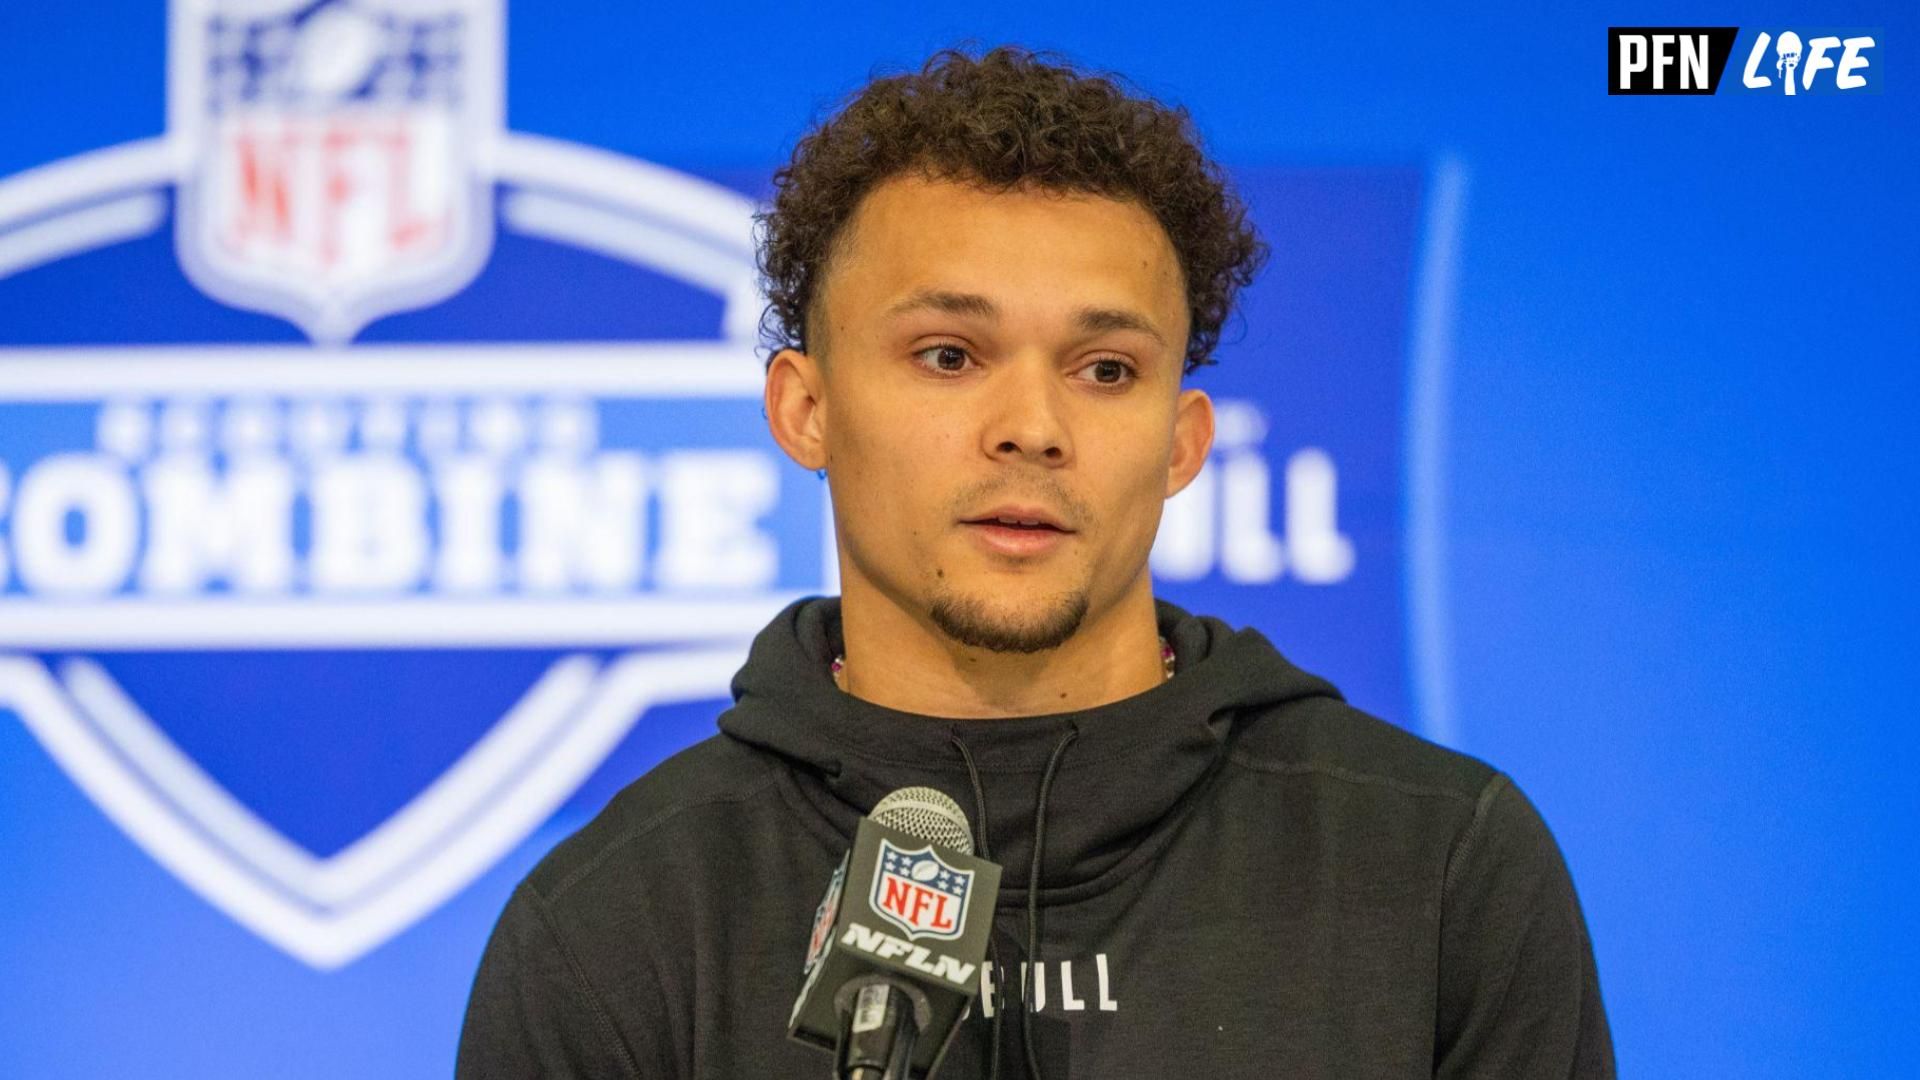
926, 586, 1090, 654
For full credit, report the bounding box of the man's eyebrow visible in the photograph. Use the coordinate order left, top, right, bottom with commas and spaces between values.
1074, 305, 1167, 346
885, 289, 1001, 320
886, 290, 1168, 347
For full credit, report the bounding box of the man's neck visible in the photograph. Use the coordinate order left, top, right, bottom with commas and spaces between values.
834, 573, 1167, 719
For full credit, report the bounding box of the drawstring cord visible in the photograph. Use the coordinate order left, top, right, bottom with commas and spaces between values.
949, 733, 1004, 1080
1023, 725, 1078, 1080
949, 724, 1080, 1080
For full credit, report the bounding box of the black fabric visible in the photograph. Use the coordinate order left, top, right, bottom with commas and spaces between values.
458, 596, 1615, 1078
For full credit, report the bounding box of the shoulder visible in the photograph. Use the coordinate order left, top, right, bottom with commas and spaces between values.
520, 733, 785, 906
461, 738, 776, 1078
1226, 694, 1500, 811
1226, 696, 1585, 927
1218, 694, 1586, 894
1229, 697, 1583, 910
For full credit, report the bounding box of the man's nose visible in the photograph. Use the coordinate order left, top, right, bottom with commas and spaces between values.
983, 355, 1072, 467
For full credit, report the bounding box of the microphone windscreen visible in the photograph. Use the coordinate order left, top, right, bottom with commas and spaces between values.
871, 787, 974, 855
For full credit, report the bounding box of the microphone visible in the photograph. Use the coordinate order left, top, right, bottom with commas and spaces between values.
789, 787, 1003, 1079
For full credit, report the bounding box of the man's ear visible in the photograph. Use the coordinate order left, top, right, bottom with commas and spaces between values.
1166, 387, 1214, 498
765, 347, 829, 472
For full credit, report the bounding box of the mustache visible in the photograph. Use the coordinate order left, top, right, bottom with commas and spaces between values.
949, 478, 1091, 524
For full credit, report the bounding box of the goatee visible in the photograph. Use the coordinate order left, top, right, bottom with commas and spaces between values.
927, 586, 1090, 654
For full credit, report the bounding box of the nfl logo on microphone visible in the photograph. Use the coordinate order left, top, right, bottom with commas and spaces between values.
872, 841, 974, 942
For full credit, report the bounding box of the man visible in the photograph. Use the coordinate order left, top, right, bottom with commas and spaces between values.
458, 46, 1614, 1078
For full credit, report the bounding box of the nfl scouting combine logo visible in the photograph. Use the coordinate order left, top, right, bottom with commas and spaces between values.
0, 0, 808, 970
0, 2, 1458, 974
871, 840, 974, 942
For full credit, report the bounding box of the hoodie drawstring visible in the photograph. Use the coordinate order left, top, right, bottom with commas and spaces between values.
949, 733, 1005, 1080
1023, 725, 1079, 1080
950, 724, 1080, 1080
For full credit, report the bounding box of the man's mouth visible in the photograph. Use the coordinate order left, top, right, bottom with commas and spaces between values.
964, 517, 1064, 531
959, 508, 1075, 557
960, 506, 1074, 533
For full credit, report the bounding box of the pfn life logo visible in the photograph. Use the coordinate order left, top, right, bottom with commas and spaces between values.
1609, 27, 1881, 95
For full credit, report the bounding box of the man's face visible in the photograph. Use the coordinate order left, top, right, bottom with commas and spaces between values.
774, 173, 1211, 653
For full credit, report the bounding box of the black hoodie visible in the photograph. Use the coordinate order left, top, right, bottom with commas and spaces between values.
457, 597, 1614, 1078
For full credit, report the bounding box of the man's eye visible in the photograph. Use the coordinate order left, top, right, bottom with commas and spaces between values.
913, 345, 972, 373
1086, 358, 1137, 385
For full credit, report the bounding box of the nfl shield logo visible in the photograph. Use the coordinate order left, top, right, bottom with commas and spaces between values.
171, 0, 499, 344
871, 840, 973, 942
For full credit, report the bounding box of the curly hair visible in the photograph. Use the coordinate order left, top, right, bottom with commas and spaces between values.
755, 46, 1266, 375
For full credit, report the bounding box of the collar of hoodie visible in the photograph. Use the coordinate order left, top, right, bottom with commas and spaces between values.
718, 595, 1339, 903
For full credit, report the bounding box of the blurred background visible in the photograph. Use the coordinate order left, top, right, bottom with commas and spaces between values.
0, 2, 1913, 1077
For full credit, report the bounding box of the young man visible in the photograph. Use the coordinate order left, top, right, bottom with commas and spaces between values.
458, 47, 1614, 1078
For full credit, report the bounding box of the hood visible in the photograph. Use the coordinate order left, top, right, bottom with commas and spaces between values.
718, 595, 1341, 902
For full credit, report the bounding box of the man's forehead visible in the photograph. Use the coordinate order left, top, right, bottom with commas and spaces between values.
826, 174, 1187, 332
851, 173, 1167, 251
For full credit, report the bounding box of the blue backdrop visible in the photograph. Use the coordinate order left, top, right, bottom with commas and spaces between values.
0, 3, 1913, 1077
